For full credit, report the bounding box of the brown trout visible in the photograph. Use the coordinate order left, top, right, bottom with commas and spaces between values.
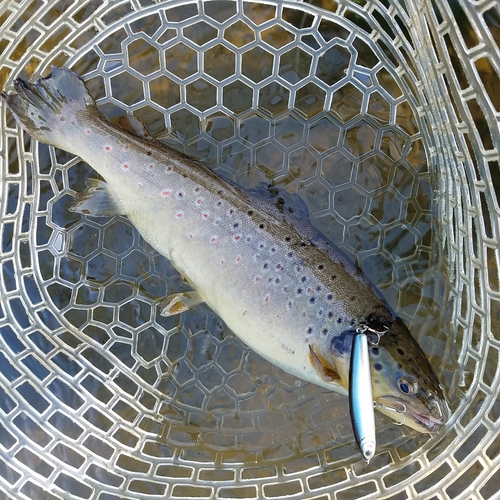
2, 67, 448, 434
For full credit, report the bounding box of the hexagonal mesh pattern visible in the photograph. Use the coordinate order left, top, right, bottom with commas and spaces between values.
0, 0, 499, 499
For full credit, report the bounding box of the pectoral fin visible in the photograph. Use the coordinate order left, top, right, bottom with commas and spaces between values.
309, 345, 341, 383
160, 291, 203, 317
70, 178, 124, 216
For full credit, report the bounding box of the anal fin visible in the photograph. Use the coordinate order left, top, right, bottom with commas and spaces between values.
70, 178, 124, 216
160, 291, 203, 317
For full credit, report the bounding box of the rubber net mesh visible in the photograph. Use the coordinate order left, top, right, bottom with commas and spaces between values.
0, 0, 499, 499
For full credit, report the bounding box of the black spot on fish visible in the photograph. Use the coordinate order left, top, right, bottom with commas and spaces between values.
288, 252, 293, 258
331, 275, 337, 280
147, 151, 152, 156
337, 318, 342, 324
318, 264, 324, 270
316, 286, 321, 291
310, 297, 315, 303
285, 237, 291, 242
372, 347, 379, 355
259, 224, 265, 229
263, 263, 268, 269
328, 312, 333, 318
397, 364, 402, 370
297, 288, 302, 294
322, 328, 328, 335
301, 277, 306, 282
350, 296, 356, 301
327, 294, 333, 300
248, 210, 254, 216
331, 330, 351, 356
397, 348, 405, 356
374, 363, 383, 371
233, 223, 239, 228
307, 327, 313, 334
300, 241, 307, 247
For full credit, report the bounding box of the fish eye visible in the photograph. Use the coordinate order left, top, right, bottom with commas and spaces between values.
398, 376, 418, 395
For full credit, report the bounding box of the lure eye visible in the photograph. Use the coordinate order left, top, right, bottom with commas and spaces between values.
398, 377, 418, 395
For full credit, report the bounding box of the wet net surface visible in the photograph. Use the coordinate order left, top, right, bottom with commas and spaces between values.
0, 0, 499, 499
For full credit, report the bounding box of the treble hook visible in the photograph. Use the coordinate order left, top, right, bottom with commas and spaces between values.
374, 401, 407, 426
356, 324, 389, 346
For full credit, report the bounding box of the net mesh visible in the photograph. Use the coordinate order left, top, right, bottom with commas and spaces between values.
0, 0, 499, 498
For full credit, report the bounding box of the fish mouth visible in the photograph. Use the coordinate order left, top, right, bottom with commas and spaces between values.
410, 409, 445, 433
376, 396, 448, 433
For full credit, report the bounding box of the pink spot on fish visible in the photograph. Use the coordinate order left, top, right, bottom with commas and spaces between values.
202, 212, 209, 219
85, 129, 91, 134
276, 264, 282, 270
211, 237, 218, 243
264, 294, 270, 303
234, 235, 241, 241
105, 146, 111, 152
137, 183, 143, 189
161, 189, 172, 197
188, 233, 193, 239
124, 145, 130, 151
148, 164, 154, 170
236, 256, 242, 264
196, 199, 202, 205
255, 276, 261, 283
176, 211, 184, 218
123, 164, 129, 170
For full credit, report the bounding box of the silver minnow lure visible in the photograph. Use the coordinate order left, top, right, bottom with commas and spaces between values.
1, 67, 449, 435
349, 332, 376, 462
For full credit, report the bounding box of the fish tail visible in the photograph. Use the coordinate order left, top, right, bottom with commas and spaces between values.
1, 67, 99, 150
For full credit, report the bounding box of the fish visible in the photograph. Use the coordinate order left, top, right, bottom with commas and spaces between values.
349, 331, 376, 462
1, 67, 449, 436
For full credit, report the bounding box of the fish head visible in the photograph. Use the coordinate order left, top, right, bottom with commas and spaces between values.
368, 317, 449, 433
312, 316, 449, 433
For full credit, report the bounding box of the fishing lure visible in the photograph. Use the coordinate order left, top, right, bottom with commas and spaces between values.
349, 331, 376, 462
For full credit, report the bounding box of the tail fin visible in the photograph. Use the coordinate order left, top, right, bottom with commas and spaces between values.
1, 67, 99, 149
